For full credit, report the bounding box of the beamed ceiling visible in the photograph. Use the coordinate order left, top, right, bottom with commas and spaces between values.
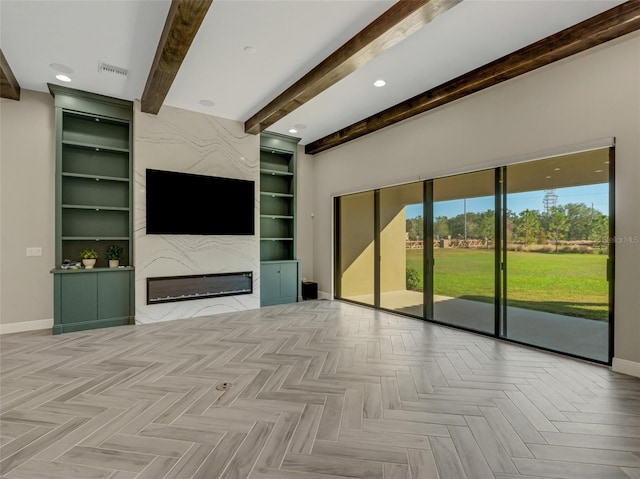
1, 0, 638, 154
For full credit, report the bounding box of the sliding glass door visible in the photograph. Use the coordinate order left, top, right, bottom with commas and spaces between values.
379, 182, 424, 316
503, 150, 612, 362
335, 191, 375, 306
334, 148, 613, 363
432, 170, 496, 334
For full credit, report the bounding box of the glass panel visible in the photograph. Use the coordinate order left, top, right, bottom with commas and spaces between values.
505, 149, 610, 361
432, 170, 495, 333
379, 182, 424, 315
337, 191, 375, 305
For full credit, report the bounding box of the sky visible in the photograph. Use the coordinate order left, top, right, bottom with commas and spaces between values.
406, 184, 609, 219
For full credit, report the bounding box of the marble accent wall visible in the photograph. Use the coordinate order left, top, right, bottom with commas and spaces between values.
133, 102, 260, 324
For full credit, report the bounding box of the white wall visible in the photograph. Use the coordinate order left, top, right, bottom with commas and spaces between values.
296, 145, 315, 283
133, 102, 260, 323
310, 32, 640, 365
0, 91, 55, 332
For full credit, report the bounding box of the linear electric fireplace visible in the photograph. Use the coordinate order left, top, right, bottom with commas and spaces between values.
147, 272, 253, 305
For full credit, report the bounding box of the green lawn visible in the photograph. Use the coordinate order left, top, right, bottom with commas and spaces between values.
406, 248, 608, 320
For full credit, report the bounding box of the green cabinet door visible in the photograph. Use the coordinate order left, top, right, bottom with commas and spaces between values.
60, 273, 98, 324
280, 262, 298, 303
98, 271, 131, 320
261, 263, 282, 304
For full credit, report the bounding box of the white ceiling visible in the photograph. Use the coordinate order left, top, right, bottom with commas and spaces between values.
0, 0, 625, 146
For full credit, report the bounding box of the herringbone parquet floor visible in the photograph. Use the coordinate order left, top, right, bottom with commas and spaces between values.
1, 300, 640, 479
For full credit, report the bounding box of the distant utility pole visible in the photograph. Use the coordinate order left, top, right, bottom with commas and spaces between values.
463, 198, 467, 241
543, 189, 558, 213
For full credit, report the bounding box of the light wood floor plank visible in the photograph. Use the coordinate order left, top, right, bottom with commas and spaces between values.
448, 425, 495, 479
464, 415, 518, 474
429, 436, 468, 479
256, 412, 301, 469
6, 458, 113, 479
191, 432, 246, 479
281, 452, 383, 479
56, 445, 154, 473
312, 439, 408, 464
315, 396, 344, 441
288, 404, 323, 455
220, 422, 274, 479
513, 457, 630, 479
407, 448, 439, 479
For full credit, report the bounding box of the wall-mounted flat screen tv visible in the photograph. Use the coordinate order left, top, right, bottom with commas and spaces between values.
146, 169, 255, 235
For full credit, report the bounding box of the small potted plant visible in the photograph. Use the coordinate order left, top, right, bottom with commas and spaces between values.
107, 245, 123, 268
80, 249, 99, 269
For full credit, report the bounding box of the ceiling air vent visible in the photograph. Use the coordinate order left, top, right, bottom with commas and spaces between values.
98, 62, 128, 78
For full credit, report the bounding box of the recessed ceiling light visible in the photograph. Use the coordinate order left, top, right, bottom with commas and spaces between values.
554, 167, 561, 171
244, 46, 256, 54
50, 63, 73, 74
55, 74, 72, 82
595, 169, 603, 173
545, 175, 552, 179
373, 79, 386, 87
199, 99, 215, 107
288, 128, 298, 134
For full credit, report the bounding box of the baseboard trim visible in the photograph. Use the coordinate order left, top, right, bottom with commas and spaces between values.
0, 318, 53, 335
318, 290, 332, 300
612, 358, 640, 378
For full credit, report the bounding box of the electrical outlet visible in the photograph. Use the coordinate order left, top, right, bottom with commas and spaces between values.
26, 247, 42, 257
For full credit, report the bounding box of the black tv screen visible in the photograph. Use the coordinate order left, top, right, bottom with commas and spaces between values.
146, 169, 255, 235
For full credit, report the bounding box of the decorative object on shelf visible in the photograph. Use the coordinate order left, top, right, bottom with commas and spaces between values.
80, 248, 99, 269
61, 259, 82, 270
107, 245, 123, 268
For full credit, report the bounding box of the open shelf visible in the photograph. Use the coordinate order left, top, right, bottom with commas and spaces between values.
260, 168, 294, 177
62, 143, 129, 179
62, 205, 130, 212
62, 172, 129, 182
62, 237, 130, 241
261, 191, 293, 198
62, 140, 129, 154
62, 111, 129, 151
260, 215, 294, 220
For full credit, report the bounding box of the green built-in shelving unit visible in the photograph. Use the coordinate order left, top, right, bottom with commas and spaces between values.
49, 84, 134, 334
260, 132, 301, 306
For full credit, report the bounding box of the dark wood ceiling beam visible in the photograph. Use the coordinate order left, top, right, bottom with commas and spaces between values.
306, 1, 640, 155
141, 0, 213, 114
0, 48, 21, 101
244, 0, 462, 135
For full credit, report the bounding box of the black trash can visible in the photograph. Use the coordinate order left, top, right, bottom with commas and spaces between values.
301, 281, 318, 300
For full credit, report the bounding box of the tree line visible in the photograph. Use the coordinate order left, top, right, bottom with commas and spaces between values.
406, 202, 608, 248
